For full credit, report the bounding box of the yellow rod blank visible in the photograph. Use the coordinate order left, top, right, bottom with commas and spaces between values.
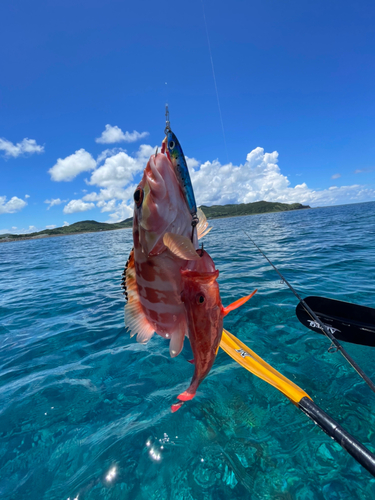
220, 329, 311, 405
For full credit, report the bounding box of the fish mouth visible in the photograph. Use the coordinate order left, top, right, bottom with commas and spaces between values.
145, 155, 166, 199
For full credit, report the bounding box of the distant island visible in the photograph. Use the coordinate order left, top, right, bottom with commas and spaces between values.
0, 218, 133, 242
0, 201, 310, 242
200, 200, 310, 219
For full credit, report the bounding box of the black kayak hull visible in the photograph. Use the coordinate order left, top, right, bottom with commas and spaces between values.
296, 296, 375, 347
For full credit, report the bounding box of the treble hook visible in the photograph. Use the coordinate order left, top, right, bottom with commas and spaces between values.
190, 213, 199, 243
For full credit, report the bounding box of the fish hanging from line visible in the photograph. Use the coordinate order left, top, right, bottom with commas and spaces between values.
123, 149, 210, 358
122, 137, 256, 409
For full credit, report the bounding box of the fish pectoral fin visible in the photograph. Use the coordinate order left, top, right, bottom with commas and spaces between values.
187, 359, 195, 364
125, 300, 155, 343
163, 233, 200, 260
196, 207, 212, 240
223, 289, 257, 317
169, 321, 187, 358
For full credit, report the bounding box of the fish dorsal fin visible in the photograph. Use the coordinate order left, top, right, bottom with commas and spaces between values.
223, 289, 257, 317
196, 207, 212, 240
163, 233, 200, 260
121, 250, 131, 301
124, 248, 155, 344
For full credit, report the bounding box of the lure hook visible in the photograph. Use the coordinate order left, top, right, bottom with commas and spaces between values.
190, 213, 199, 243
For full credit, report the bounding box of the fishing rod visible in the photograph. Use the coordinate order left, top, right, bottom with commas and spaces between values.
243, 231, 375, 395
220, 329, 375, 477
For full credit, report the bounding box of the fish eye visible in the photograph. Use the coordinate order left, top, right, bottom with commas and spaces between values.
134, 187, 144, 208
169, 141, 175, 149
196, 294, 205, 305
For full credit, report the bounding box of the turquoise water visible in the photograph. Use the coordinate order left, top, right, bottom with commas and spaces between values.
1, 202, 375, 500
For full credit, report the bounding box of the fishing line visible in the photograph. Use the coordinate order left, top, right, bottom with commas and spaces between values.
201, 0, 229, 163
243, 230, 375, 395
165, 82, 169, 113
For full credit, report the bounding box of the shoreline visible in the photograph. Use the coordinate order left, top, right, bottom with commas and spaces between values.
0, 208, 311, 244
205, 207, 311, 220
0, 226, 132, 244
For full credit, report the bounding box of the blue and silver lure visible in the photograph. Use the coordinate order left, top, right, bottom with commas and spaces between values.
164, 105, 198, 232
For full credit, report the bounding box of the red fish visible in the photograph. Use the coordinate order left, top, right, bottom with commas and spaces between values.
123, 148, 256, 411
124, 151, 209, 357
171, 248, 256, 412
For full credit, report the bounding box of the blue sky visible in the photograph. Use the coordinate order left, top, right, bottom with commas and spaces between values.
1, 0, 375, 234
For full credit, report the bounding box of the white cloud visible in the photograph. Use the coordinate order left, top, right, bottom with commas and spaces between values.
106, 200, 134, 222
87, 146, 152, 188
96, 147, 126, 164
47, 144, 375, 225
88, 152, 137, 188
45, 225, 56, 229
82, 185, 135, 220
0, 225, 41, 235
354, 168, 374, 174
25, 194, 30, 198
83, 185, 135, 202
44, 198, 66, 210
0, 195, 27, 214
63, 199, 95, 214
137, 144, 157, 165
97, 199, 118, 212
189, 148, 289, 206
331, 173, 341, 179
95, 125, 149, 144
49, 149, 96, 182
187, 147, 375, 208
63, 221, 70, 227
81, 145, 151, 221
0, 137, 44, 158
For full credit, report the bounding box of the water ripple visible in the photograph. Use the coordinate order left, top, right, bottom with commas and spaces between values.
0, 203, 375, 499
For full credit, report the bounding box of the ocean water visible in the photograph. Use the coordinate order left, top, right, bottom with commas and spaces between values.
1, 201, 375, 500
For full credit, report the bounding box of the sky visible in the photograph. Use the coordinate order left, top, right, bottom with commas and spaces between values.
1, 0, 375, 234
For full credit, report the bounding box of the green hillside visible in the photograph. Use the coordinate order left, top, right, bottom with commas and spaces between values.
0, 218, 133, 241
1, 201, 310, 242
200, 201, 310, 219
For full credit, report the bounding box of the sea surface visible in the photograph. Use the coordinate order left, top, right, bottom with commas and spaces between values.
1, 201, 375, 500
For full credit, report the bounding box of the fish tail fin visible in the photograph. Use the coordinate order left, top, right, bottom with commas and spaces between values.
171, 402, 184, 413
171, 383, 197, 411
177, 389, 196, 402
223, 289, 257, 317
